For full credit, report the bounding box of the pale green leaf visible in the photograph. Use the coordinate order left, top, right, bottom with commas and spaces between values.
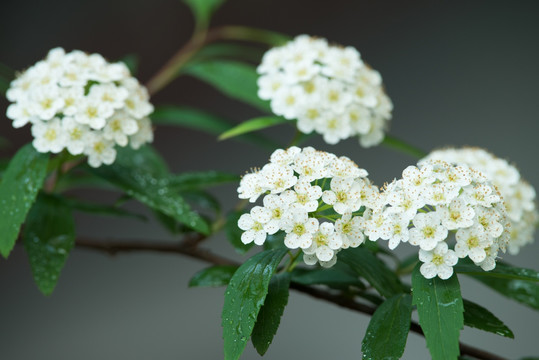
151, 105, 280, 149
222, 249, 288, 360
219, 116, 287, 140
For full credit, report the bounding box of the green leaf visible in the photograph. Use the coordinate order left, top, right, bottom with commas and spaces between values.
362, 294, 412, 360
0, 77, 9, 96
219, 116, 287, 140
23, 194, 75, 295
225, 210, 254, 254
193, 43, 265, 63
119, 54, 139, 74
251, 272, 291, 355
455, 262, 539, 281
151, 105, 280, 149
182, 0, 224, 29
462, 299, 514, 338
90, 146, 209, 235
0, 62, 14, 97
184, 60, 271, 112
189, 265, 237, 287
61, 197, 147, 221
0, 144, 49, 258
222, 249, 288, 360
180, 189, 221, 214
169, 170, 239, 189
339, 247, 403, 298
466, 275, 539, 311
412, 265, 464, 360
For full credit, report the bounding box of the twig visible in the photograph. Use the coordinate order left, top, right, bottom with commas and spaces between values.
145, 25, 288, 95
75, 237, 507, 360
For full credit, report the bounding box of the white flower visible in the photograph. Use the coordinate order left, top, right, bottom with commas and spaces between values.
259, 163, 297, 194
421, 147, 538, 254
237, 172, 267, 203
282, 207, 319, 249
408, 212, 448, 251
335, 213, 365, 248
419, 242, 458, 279
322, 177, 363, 214
103, 110, 139, 146
257, 35, 392, 147
31, 118, 66, 154
261, 194, 291, 235
281, 179, 322, 212
455, 225, 492, 263
6, 47, 154, 167
84, 133, 117, 168
303, 222, 343, 263
385, 213, 410, 249
237, 207, 271, 245
62, 117, 89, 155
438, 198, 475, 230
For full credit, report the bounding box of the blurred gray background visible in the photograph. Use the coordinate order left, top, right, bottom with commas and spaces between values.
1, 0, 539, 359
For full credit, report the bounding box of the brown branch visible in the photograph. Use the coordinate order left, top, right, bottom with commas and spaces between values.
75, 237, 507, 360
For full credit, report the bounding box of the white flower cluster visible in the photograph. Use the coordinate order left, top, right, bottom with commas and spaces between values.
6, 47, 154, 167
420, 147, 538, 254
367, 160, 510, 280
257, 35, 392, 147
237, 147, 379, 267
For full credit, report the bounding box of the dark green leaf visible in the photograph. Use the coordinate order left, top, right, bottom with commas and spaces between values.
119, 54, 139, 74
0, 77, 9, 96
219, 116, 287, 140
115, 145, 169, 175
189, 265, 237, 287
412, 265, 463, 360
455, 262, 539, 281
291, 267, 363, 288
362, 294, 412, 360
184, 60, 271, 112
61, 197, 147, 221
520, 357, 539, 360
222, 249, 288, 360
182, 0, 224, 29
251, 272, 291, 355
466, 275, 539, 311
0, 144, 49, 258
151, 105, 280, 149
23, 194, 75, 295
263, 231, 287, 251
225, 210, 254, 254
169, 170, 239, 189
339, 247, 403, 298
90, 147, 209, 235
181, 189, 221, 214
463, 299, 514, 338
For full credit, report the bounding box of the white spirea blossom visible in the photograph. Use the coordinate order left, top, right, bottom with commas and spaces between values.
6, 47, 154, 167
257, 35, 393, 147
367, 160, 511, 279
237, 146, 377, 267
420, 147, 538, 255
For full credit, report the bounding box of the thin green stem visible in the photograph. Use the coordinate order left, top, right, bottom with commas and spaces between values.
382, 134, 427, 159
285, 250, 302, 272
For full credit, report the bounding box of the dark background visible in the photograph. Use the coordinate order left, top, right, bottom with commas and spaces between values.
1, 0, 539, 359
